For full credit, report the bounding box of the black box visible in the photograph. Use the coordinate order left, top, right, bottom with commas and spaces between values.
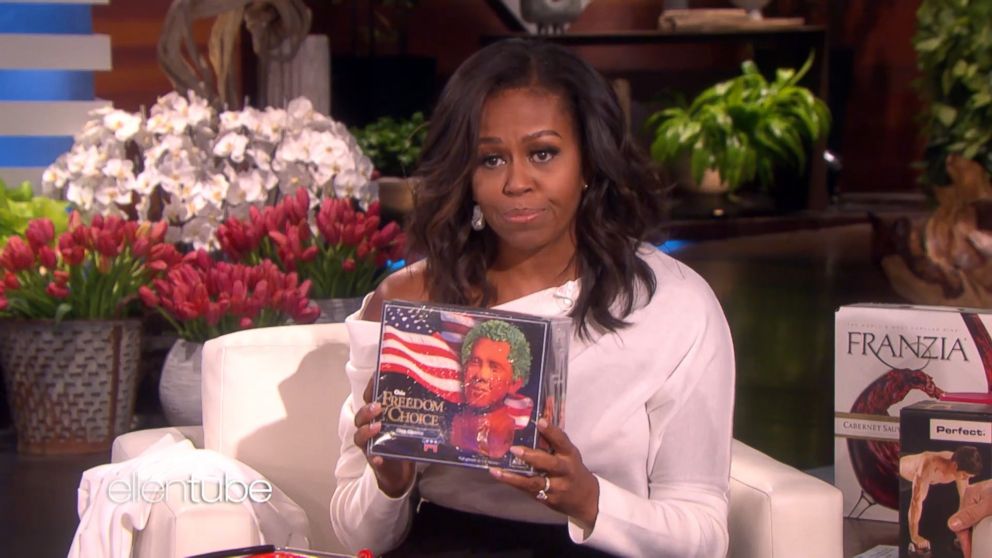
367, 300, 570, 473
899, 400, 992, 557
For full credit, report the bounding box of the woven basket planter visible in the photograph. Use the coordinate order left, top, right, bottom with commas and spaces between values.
0, 319, 142, 455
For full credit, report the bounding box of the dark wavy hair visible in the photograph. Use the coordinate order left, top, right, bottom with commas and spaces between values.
953, 446, 982, 475
408, 39, 666, 338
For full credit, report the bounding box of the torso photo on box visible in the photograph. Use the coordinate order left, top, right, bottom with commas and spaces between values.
900, 400, 992, 558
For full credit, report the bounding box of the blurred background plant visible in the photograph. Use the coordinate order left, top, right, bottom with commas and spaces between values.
913, 0, 992, 193
41, 92, 373, 250
351, 111, 426, 177
0, 178, 69, 248
646, 54, 830, 192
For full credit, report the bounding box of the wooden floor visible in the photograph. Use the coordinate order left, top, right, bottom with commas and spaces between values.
0, 220, 905, 556
679, 221, 902, 468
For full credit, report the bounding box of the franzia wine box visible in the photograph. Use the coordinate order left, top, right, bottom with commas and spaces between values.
835, 304, 992, 523
367, 300, 570, 473
899, 400, 992, 558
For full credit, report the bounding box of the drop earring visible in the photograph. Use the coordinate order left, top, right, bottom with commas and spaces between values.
471, 204, 485, 231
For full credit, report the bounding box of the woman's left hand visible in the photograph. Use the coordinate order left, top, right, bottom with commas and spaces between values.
489, 418, 600, 529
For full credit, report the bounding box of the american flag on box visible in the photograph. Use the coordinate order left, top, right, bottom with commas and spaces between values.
379, 304, 533, 424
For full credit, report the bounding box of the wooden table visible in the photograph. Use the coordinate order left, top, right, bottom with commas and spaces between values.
845, 518, 899, 557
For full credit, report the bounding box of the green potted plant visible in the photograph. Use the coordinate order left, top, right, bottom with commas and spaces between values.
913, 0, 992, 192
352, 111, 427, 178
352, 112, 427, 217
867, 1, 992, 308
0, 214, 180, 454
646, 54, 830, 194
0, 178, 69, 247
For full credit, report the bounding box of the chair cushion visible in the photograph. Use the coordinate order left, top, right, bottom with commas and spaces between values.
201, 323, 352, 552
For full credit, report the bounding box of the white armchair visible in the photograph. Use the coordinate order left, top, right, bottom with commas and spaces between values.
111, 323, 842, 557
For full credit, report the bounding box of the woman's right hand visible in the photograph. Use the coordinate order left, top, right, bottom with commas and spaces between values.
354, 378, 416, 498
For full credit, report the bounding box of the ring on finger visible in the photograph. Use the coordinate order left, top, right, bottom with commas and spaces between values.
536, 475, 551, 501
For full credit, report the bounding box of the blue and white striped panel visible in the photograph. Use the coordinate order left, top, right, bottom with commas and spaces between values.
0, 0, 111, 189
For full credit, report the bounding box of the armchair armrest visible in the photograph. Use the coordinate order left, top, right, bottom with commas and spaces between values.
107, 427, 309, 557
729, 440, 842, 558
975, 516, 992, 558
112, 426, 205, 463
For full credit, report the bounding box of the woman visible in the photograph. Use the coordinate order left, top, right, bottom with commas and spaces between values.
331, 39, 735, 557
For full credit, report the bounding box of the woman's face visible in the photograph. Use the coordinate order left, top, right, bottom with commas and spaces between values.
471, 87, 584, 259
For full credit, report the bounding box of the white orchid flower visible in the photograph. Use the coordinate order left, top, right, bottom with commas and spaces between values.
103, 110, 142, 142
286, 97, 315, 126
102, 158, 134, 181
146, 112, 173, 135
247, 147, 272, 171
201, 173, 230, 208
185, 91, 213, 127
219, 110, 245, 133
234, 170, 266, 204
182, 216, 221, 250
127, 171, 158, 197
42, 164, 69, 190
213, 132, 250, 163
65, 182, 94, 210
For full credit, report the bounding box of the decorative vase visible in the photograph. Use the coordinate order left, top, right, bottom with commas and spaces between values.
0, 319, 142, 455
730, 0, 772, 20
376, 176, 415, 217
520, 0, 585, 34
159, 339, 204, 426
314, 297, 365, 323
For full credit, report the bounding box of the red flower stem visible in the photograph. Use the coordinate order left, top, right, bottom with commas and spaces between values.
156, 308, 186, 339
12, 270, 58, 316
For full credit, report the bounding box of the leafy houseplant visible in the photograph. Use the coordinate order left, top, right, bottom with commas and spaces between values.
913, 0, 992, 190
0, 214, 180, 454
216, 187, 406, 300
646, 54, 830, 191
0, 178, 69, 247
351, 112, 426, 177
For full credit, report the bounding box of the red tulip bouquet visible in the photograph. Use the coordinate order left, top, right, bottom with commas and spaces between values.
216, 188, 405, 299
0, 214, 180, 320
139, 249, 320, 343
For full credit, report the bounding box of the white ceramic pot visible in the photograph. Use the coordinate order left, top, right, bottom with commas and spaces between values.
730, 0, 772, 19
159, 339, 204, 426
314, 297, 365, 323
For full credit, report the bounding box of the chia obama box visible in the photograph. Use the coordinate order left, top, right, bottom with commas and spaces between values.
367, 300, 570, 474
899, 400, 992, 558
835, 304, 992, 523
